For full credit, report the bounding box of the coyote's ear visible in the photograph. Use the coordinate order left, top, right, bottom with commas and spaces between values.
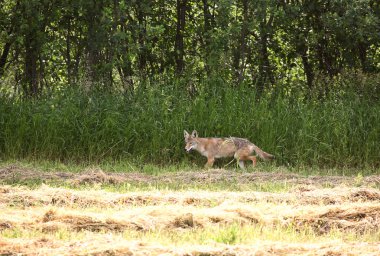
191, 130, 198, 138
184, 130, 190, 138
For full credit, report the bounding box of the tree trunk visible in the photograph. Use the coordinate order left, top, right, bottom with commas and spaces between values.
24, 28, 39, 97
257, 23, 274, 95
202, 0, 212, 74
237, 0, 248, 83
0, 42, 11, 78
358, 42, 370, 72
137, 1, 147, 73
297, 38, 314, 91
175, 0, 187, 74
301, 51, 314, 91
66, 16, 72, 85
86, 0, 104, 85
256, 6, 275, 96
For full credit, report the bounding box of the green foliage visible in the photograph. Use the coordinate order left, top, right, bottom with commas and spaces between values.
213, 223, 239, 244
1, 0, 379, 95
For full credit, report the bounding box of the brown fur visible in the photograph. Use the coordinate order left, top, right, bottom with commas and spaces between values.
184, 130, 274, 169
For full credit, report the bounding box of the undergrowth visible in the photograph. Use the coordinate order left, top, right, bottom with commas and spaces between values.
0, 76, 379, 169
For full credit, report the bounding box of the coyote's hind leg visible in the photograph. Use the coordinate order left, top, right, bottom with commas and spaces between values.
238, 160, 245, 169
235, 148, 257, 169
234, 148, 251, 169
249, 156, 257, 167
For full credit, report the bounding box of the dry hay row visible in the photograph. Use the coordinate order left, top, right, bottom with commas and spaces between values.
291, 203, 380, 234
1, 165, 380, 187
1, 185, 380, 209
0, 204, 264, 233
0, 185, 221, 208
2, 200, 380, 235
1, 237, 380, 256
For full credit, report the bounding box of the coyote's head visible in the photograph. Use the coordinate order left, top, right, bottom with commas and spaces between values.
184, 130, 198, 152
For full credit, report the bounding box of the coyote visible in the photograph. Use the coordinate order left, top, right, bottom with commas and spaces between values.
184, 130, 274, 169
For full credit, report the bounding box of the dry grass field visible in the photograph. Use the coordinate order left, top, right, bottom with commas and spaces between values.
1, 164, 380, 255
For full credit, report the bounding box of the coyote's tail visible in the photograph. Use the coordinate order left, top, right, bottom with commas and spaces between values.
252, 145, 274, 160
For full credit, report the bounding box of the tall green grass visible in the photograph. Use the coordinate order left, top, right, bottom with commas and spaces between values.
0, 76, 379, 168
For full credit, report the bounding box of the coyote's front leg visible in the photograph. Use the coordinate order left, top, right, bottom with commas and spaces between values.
205, 157, 215, 168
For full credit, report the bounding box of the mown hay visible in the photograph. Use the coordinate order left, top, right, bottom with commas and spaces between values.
39, 209, 134, 232
286, 187, 380, 205
2, 165, 380, 256
4, 184, 379, 211
2, 185, 380, 235
0, 222, 12, 231
0, 165, 73, 182
70, 168, 127, 185
1, 238, 380, 256
2, 164, 380, 188
1, 203, 266, 233
349, 189, 380, 202
173, 213, 195, 228
291, 204, 380, 234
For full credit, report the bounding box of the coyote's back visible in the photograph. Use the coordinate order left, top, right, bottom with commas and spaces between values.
184, 130, 274, 169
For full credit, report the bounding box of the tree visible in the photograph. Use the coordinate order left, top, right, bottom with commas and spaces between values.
175, 0, 187, 74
